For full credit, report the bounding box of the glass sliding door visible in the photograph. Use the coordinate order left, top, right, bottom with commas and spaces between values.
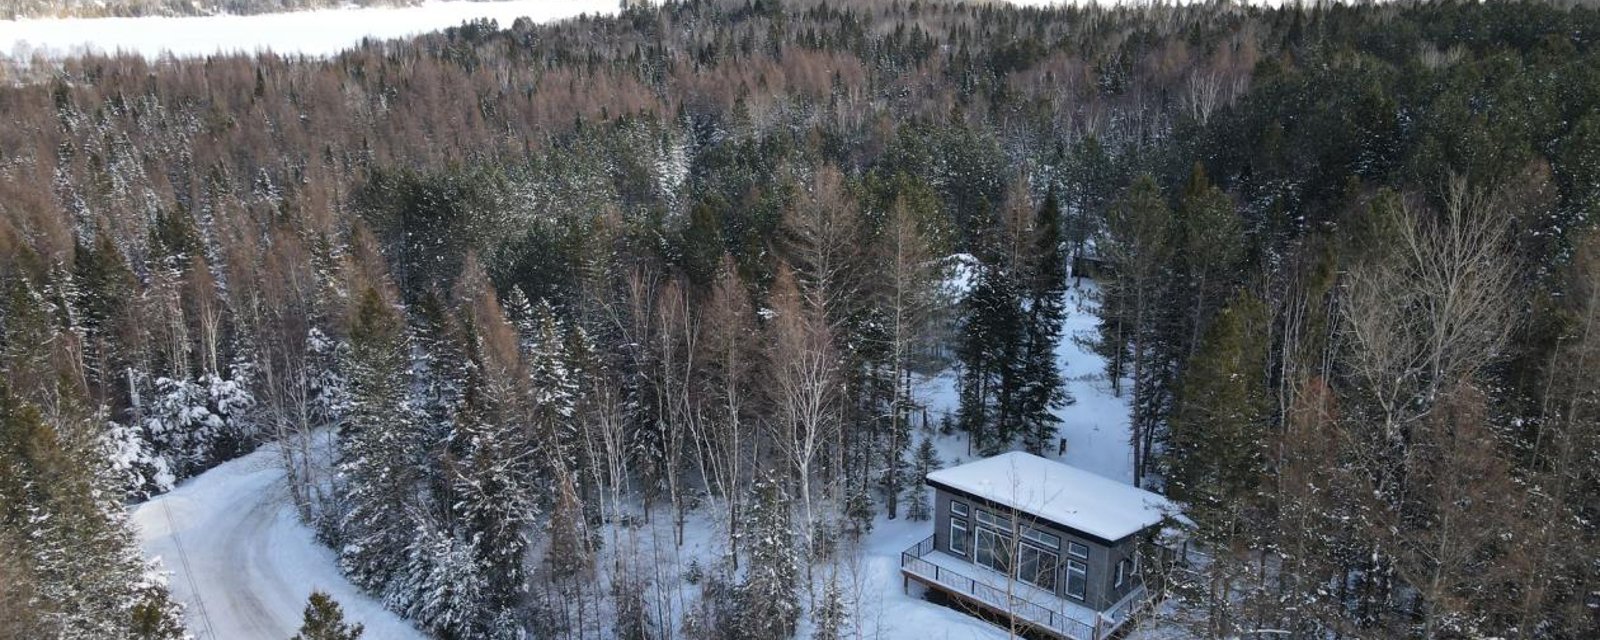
975, 527, 1012, 574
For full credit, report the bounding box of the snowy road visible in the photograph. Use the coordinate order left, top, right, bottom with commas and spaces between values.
132, 440, 425, 640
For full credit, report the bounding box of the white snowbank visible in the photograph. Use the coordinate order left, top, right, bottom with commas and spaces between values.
132, 438, 426, 640
0, 0, 618, 60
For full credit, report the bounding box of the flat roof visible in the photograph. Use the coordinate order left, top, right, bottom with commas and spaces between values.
926, 451, 1178, 542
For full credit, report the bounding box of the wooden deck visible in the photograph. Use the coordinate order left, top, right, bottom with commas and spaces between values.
899, 536, 1147, 640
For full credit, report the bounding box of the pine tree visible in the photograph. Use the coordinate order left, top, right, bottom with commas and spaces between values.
1174, 164, 1245, 359
337, 286, 421, 594
740, 473, 799, 639
1096, 175, 1176, 486
1164, 292, 1270, 528
293, 590, 365, 640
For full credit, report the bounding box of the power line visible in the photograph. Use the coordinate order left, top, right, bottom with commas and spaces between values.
161, 500, 219, 640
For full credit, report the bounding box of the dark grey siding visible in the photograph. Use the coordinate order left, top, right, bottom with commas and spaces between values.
928, 485, 1147, 612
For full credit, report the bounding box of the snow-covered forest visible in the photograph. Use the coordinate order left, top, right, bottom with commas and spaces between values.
2, 1, 1599, 639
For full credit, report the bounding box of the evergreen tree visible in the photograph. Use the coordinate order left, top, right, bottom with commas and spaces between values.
447, 268, 540, 637
1018, 187, 1073, 455
0, 383, 186, 639
128, 576, 188, 640
1096, 175, 1176, 486
72, 233, 139, 406
877, 193, 939, 520
410, 289, 469, 513
524, 301, 591, 579
1065, 135, 1116, 270
1164, 292, 1270, 529
451, 363, 537, 638
1174, 164, 1245, 359
293, 590, 365, 640
392, 518, 487, 638
337, 286, 421, 594
813, 571, 849, 640
955, 256, 1023, 455
740, 473, 799, 639
906, 437, 941, 522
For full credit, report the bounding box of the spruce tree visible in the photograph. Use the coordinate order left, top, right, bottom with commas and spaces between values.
447, 270, 540, 637
528, 303, 592, 579
337, 286, 420, 594
1096, 175, 1176, 485
293, 590, 365, 640
72, 233, 139, 406
0, 383, 185, 639
451, 359, 537, 637
813, 571, 848, 640
1018, 187, 1073, 454
1174, 164, 1245, 359
740, 473, 799, 639
410, 289, 468, 511
955, 257, 1023, 455
906, 437, 941, 522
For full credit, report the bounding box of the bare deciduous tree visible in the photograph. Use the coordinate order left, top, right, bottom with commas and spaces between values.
1340, 176, 1517, 444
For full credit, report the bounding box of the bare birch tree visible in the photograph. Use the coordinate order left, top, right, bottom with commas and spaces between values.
766, 264, 840, 585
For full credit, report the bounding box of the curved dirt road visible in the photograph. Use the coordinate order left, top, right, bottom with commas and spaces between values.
133, 441, 425, 640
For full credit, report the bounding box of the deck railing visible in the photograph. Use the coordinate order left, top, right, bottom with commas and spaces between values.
901, 535, 1098, 640
1099, 582, 1148, 634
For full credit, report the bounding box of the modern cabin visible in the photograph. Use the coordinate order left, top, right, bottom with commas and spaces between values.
900, 451, 1180, 640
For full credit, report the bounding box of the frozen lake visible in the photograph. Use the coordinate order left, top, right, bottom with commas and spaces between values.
0, 0, 618, 59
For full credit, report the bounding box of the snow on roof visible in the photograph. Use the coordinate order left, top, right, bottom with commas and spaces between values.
926, 451, 1179, 542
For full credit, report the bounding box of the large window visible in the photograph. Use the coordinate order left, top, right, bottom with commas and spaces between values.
975, 528, 1012, 574
950, 518, 970, 556
1065, 559, 1088, 600
1017, 543, 1059, 591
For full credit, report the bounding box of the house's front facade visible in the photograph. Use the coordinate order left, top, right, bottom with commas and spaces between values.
900, 451, 1179, 640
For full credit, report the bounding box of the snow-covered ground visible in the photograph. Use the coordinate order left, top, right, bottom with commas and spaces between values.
915, 280, 1134, 483
854, 278, 1139, 639
133, 436, 426, 640
0, 0, 617, 60
132, 275, 1139, 640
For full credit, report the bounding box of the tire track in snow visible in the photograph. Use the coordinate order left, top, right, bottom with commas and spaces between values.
132, 443, 425, 640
